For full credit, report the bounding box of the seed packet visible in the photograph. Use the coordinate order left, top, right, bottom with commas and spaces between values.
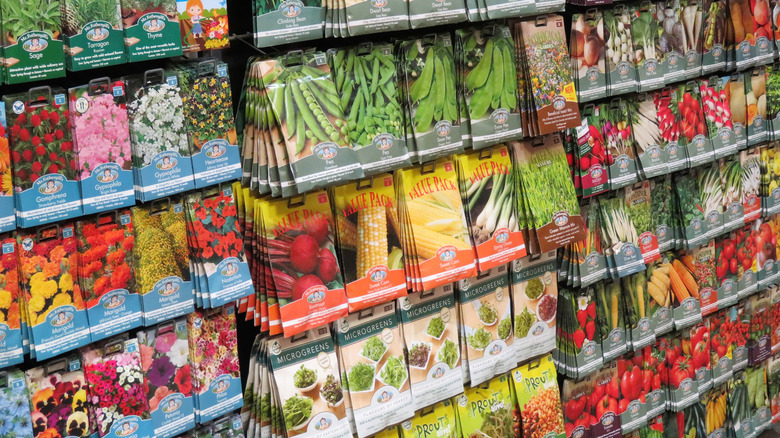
747, 68, 770, 146
137, 318, 196, 438
686, 322, 712, 394
630, 94, 667, 180
676, 82, 714, 168
253, 0, 324, 47
643, 341, 668, 418
131, 199, 195, 326
729, 74, 750, 150
689, 243, 718, 316
598, 194, 645, 278
603, 6, 638, 96
666, 331, 699, 411
26, 354, 93, 438
595, 281, 627, 362
570, 10, 607, 103
767, 65, 780, 141
177, 0, 229, 52
654, 88, 689, 174
82, 336, 153, 438
398, 284, 463, 410
746, 363, 771, 433
0, 368, 34, 438
646, 259, 674, 336
510, 251, 557, 363
120, 0, 183, 62
76, 210, 141, 343
187, 305, 243, 423
407, 0, 466, 28
658, 1, 686, 84
747, 291, 772, 365
509, 355, 564, 438
336, 302, 413, 438
0, 0, 65, 83
332, 175, 407, 312
259, 190, 348, 337
174, 60, 241, 188
728, 369, 754, 438
761, 143, 780, 216
0, 106, 13, 233
329, 45, 410, 176
666, 253, 702, 330
345, 0, 408, 36
630, 3, 665, 91
770, 354, 780, 423
456, 374, 514, 438
625, 181, 660, 264
650, 175, 675, 253
5, 88, 82, 227
701, 0, 729, 75
574, 111, 610, 199
623, 271, 656, 350
741, 147, 763, 223
708, 309, 734, 386
733, 302, 751, 372
69, 79, 134, 215
699, 78, 737, 161
399, 399, 457, 438
18, 224, 91, 360
584, 364, 622, 435
561, 377, 592, 438
126, 70, 195, 202
0, 236, 21, 368
184, 186, 253, 308
614, 355, 646, 433
722, 156, 745, 232
60, 0, 126, 71
557, 286, 604, 379
457, 265, 515, 386
755, 218, 779, 288
772, 285, 780, 354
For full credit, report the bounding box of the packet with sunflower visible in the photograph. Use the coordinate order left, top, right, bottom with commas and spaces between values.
0, 105, 15, 232
25, 354, 94, 438
18, 224, 90, 361
82, 336, 154, 438
131, 198, 195, 326
69, 78, 135, 215
175, 60, 241, 189
5, 87, 83, 228
137, 318, 196, 438
76, 210, 142, 343
0, 236, 23, 368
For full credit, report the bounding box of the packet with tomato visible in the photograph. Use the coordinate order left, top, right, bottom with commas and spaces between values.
731, 226, 759, 300
714, 233, 740, 309
510, 251, 557, 364
747, 363, 772, 433
653, 88, 689, 174
562, 377, 593, 438
595, 281, 626, 363
729, 369, 755, 438
686, 322, 713, 394
733, 302, 751, 371
511, 354, 566, 438
747, 290, 772, 365
666, 331, 700, 411
754, 217, 779, 288
643, 341, 668, 418
707, 309, 735, 386
676, 82, 715, 169
622, 271, 656, 350
615, 355, 646, 434
587, 363, 622, 438
691, 242, 719, 316
767, 353, 780, 423
771, 286, 780, 354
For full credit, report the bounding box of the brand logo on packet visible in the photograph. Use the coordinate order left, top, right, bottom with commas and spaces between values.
719, 127, 731, 141
759, 38, 769, 49
0, 327, 6, 342
700, 289, 711, 300
21, 32, 49, 53
713, 46, 723, 57
113, 418, 139, 437
687, 52, 696, 63
552, 96, 566, 110
622, 244, 635, 257
629, 400, 640, 414
553, 212, 569, 227
50, 310, 74, 327
494, 228, 509, 243
85, 22, 111, 41
618, 63, 628, 75
156, 277, 182, 296
730, 202, 740, 213
584, 343, 595, 356
37, 175, 64, 195
587, 68, 599, 82
645, 59, 657, 72
601, 412, 614, 426
160, 393, 183, 413
21, 238, 34, 251
435, 120, 451, 137
765, 259, 775, 272
218, 257, 241, 277
639, 319, 650, 331
371, 0, 388, 7
102, 292, 126, 309
590, 165, 603, 179
314, 142, 338, 160
668, 54, 678, 66
204, 139, 229, 158
487, 343, 502, 355
155, 152, 178, 170
641, 234, 653, 246
656, 225, 667, 238
140, 13, 167, 32
586, 253, 598, 266
369, 266, 388, 282
437, 246, 456, 261
94, 163, 121, 183
212, 376, 231, 394
374, 134, 394, 150
691, 218, 702, 231
532, 324, 544, 335
617, 155, 629, 169
684, 299, 695, 310
681, 379, 692, 391
280, 0, 303, 16
491, 109, 509, 125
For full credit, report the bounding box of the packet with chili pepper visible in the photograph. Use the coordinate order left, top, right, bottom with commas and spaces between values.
643, 341, 668, 419
707, 308, 734, 386
614, 354, 646, 434
747, 291, 772, 366
511, 354, 565, 438
690, 242, 718, 316
595, 280, 627, 362
586, 363, 621, 437
510, 251, 557, 364
572, 200, 608, 288
771, 285, 780, 354
562, 377, 592, 438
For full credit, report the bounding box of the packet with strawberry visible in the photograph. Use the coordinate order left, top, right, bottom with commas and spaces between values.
642, 341, 668, 418
666, 331, 700, 411
748, 290, 772, 365
557, 287, 603, 379
562, 377, 593, 438
615, 355, 646, 434
707, 309, 735, 386
587, 364, 622, 438
595, 281, 627, 363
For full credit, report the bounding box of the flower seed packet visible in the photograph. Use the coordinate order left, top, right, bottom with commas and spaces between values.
269, 326, 352, 438
18, 224, 91, 360
60, 0, 127, 71
0, 106, 15, 232
69, 78, 135, 214
126, 69, 195, 202
76, 210, 141, 343
0, 236, 23, 368
1, 0, 66, 84
120, 0, 183, 62
177, 0, 229, 53
0, 368, 34, 438
137, 318, 196, 438
5, 88, 82, 228
397, 284, 463, 410
131, 199, 195, 326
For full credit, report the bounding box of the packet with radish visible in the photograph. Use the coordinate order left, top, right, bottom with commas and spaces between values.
747, 67, 770, 146
510, 251, 557, 363
586, 363, 622, 437
457, 146, 526, 272
721, 156, 746, 233
676, 82, 715, 169
747, 290, 772, 365
701, 77, 738, 160
259, 190, 347, 337
665, 331, 700, 411
602, 99, 639, 190
643, 341, 668, 418
654, 88, 689, 173
707, 308, 734, 386
457, 265, 515, 385
336, 302, 413, 438
603, 6, 638, 96
332, 175, 407, 312
595, 281, 627, 362
631, 93, 668, 180
574, 112, 610, 198
570, 10, 607, 104
562, 377, 592, 438
630, 3, 665, 92
397, 284, 463, 410
615, 354, 646, 434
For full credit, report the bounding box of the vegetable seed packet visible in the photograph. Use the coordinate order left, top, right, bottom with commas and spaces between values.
646, 259, 674, 336
721, 156, 745, 232
336, 302, 414, 438
603, 5, 638, 96
768, 353, 780, 423
69, 78, 135, 215
772, 285, 780, 354
561, 377, 592, 438
729, 74, 749, 150
595, 281, 628, 362
630, 3, 665, 92
511, 354, 565, 438
269, 326, 351, 438
61, 0, 126, 71
700, 0, 728, 75
0, 236, 23, 369
570, 10, 607, 104
728, 369, 754, 438
761, 142, 780, 216
643, 341, 668, 418
586, 363, 622, 435
598, 194, 645, 278
707, 308, 734, 386
747, 291, 772, 365
399, 400, 458, 438
690, 241, 718, 316
747, 67, 770, 146
120, 0, 183, 62
666, 331, 700, 411
746, 363, 771, 433
455, 374, 514, 438
767, 65, 780, 141
397, 284, 463, 410
631, 93, 668, 180
653, 88, 689, 174
457, 265, 515, 386
76, 210, 142, 343
667, 253, 703, 330
136, 318, 196, 438
700, 77, 738, 160
510, 251, 557, 364
253, 0, 324, 47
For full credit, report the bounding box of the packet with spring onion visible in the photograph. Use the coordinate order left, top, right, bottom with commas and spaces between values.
603, 6, 638, 96
720, 156, 745, 233
599, 193, 646, 278
336, 302, 413, 438
510, 251, 557, 363
457, 265, 515, 386
631, 93, 668, 180
456, 374, 514, 438
397, 284, 463, 410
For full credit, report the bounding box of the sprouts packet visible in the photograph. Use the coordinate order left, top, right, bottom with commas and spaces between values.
455, 374, 514, 438
511, 354, 565, 438
399, 400, 459, 438
398, 284, 463, 410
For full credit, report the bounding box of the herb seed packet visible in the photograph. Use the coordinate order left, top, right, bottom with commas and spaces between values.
61, 0, 127, 71
177, 0, 229, 52
69, 78, 135, 214
0, 0, 66, 84
120, 0, 183, 62
137, 318, 196, 438
336, 302, 414, 438
5, 88, 82, 228
397, 284, 463, 410
511, 251, 557, 364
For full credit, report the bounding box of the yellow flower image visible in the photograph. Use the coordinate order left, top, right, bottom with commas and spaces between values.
28, 295, 45, 313
34, 280, 59, 300
59, 273, 73, 293
51, 293, 73, 308
0, 289, 11, 309
29, 272, 46, 289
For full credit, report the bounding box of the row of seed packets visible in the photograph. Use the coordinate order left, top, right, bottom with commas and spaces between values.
0, 305, 240, 438
0, 59, 240, 230
0, 185, 251, 365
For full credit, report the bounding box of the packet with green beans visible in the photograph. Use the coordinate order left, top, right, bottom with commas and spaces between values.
329, 44, 411, 176
399, 399, 459, 438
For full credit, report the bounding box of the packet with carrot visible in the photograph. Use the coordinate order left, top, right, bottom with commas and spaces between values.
510, 251, 557, 364
456, 374, 514, 438
457, 265, 515, 386
332, 175, 407, 312
667, 252, 703, 330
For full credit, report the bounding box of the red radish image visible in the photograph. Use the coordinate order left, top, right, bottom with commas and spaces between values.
676, 86, 708, 143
